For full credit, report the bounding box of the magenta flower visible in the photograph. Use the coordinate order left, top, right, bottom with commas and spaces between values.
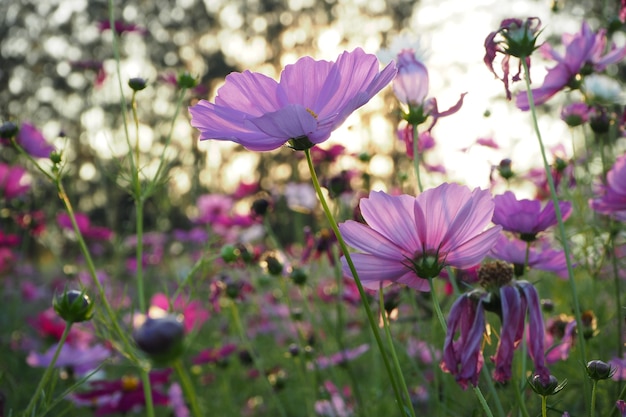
72, 370, 171, 416
339, 183, 501, 291
590, 153, 626, 221
16, 122, 55, 158
189, 48, 396, 151
150, 293, 209, 333
97, 19, 146, 35
492, 191, 572, 240
0, 163, 30, 199
489, 234, 569, 278
516, 21, 626, 110
57, 212, 113, 240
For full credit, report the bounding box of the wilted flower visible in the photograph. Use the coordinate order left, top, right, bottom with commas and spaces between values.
339, 183, 502, 291
189, 48, 396, 151
484, 17, 542, 99
516, 21, 626, 110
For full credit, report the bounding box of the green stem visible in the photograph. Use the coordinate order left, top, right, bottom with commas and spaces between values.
379, 287, 417, 417
411, 124, 424, 193
591, 380, 597, 417
521, 58, 587, 369
173, 359, 203, 417
140, 369, 155, 417
542, 395, 548, 417
473, 385, 495, 417
229, 301, 288, 417
304, 148, 408, 416
428, 278, 447, 332
23, 322, 73, 416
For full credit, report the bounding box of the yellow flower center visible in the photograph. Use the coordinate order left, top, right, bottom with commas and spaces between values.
121, 375, 141, 391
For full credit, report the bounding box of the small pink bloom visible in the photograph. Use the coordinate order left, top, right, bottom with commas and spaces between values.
15, 123, 55, 158
57, 212, 113, 240
492, 191, 572, 240
489, 234, 569, 278
150, 293, 209, 333
0, 163, 30, 199
590, 153, 626, 221
339, 183, 502, 290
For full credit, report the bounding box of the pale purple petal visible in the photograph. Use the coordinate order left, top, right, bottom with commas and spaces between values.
341, 253, 408, 289
339, 220, 408, 259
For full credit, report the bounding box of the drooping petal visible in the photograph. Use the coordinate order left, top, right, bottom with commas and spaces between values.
492, 286, 524, 383
518, 281, 549, 379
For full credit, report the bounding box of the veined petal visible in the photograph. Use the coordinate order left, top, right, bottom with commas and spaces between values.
358, 191, 422, 251
492, 286, 524, 383
439, 188, 495, 252
445, 226, 502, 268
339, 220, 408, 259
247, 104, 318, 140
278, 57, 334, 110
214, 71, 281, 116
340, 253, 408, 289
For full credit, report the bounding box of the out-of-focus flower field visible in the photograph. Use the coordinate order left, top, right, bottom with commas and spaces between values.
3, 0, 626, 416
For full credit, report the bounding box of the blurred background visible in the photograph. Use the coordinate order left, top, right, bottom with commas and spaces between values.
0, 0, 623, 234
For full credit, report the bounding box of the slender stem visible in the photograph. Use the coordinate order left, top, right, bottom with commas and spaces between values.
480, 365, 506, 417
173, 359, 203, 417
23, 322, 73, 416
473, 385, 495, 417
428, 278, 447, 332
591, 380, 597, 417
304, 148, 408, 416
411, 124, 424, 193
229, 301, 288, 417
378, 287, 417, 417
610, 224, 624, 361
521, 58, 587, 365
542, 395, 548, 417
140, 370, 156, 417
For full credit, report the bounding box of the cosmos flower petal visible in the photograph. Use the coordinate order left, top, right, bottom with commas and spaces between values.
341, 253, 409, 290
339, 220, 408, 259
214, 71, 281, 115
358, 191, 422, 251
444, 226, 502, 268
248, 105, 318, 140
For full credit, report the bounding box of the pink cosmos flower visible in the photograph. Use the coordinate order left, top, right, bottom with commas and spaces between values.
516, 22, 626, 110
492, 191, 572, 240
71, 370, 171, 416
150, 293, 209, 333
561, 102, 591, 127
489, 234, 569, 278
57, 212, 113, 240
189, 48, 396, 151
590, 153, 626, 221
16, 122, 55, 158
0, 163, 30, 199
339, 183, 502, 291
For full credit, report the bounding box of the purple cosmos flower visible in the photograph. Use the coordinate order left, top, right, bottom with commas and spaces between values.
544, 315, 576, 364
339, 183, 502, 291
516, 22, 626, 110
168, 383, 190, 417
484, 17, 542, 100
489, 234, 569, 278
0, 163, 30, 200
492, 191, 572, 241
27, 343, 111, 376
72, 370, 171, 416
15, 122, 55, 158
312, 344, 370, 370
189, 48, 396, 151
561, 102, 591, 127
590, 153, 626, 221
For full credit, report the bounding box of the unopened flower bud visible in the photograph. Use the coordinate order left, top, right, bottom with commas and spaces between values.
177, 72, 198, 89
53, 289, 95, 323
264, 256, 283, 276
498, 158, 514, 180
586, 360, 615, 380
529, 373, 566, 396
0, 121, 18, 139
251, 198, 270, 217
133, 315, 185, 365
50, 151, 62, 164
128, 77, 147, 91
220, 244, 240, 263
290, 268, 307, 286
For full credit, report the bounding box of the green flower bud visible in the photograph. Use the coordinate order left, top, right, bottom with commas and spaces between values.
177, 72, 198, 89
586, 360, 615, 380
264, 256, 283, 276
0, 121, 18, 139
289, 268, 307, 286
133, 315, 185, 365
528, 374, 567, 396
128, 77, 148, 91
53, 289, 95, 323
220, 244, 240, 263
